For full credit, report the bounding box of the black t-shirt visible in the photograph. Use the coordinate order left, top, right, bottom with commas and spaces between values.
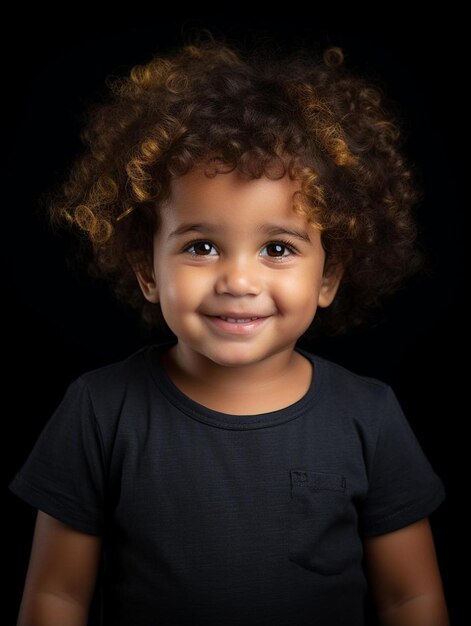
9, 340, 446, 626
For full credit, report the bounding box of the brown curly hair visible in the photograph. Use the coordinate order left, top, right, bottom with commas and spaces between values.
41, 31, 424, 337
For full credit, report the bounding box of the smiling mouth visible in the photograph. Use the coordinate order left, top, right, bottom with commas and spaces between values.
204, 314, 270, 333
217, 316, 261, 323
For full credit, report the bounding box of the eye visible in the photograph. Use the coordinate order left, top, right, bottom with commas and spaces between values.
260, 241, 297, 259
183, 240, 218, 256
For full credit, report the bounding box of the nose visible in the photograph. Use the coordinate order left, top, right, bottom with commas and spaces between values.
214, 255, 262, 296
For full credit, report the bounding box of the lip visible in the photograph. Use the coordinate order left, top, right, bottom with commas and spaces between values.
204, 314, 271, 335
208, 313, 268, 319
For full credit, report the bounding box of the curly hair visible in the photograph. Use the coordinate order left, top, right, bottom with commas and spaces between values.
42, 32, 424, 337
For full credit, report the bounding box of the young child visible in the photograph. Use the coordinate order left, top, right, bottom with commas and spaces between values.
9, 34, 449, 626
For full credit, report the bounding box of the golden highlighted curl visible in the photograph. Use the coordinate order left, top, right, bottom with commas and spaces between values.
42, 33, 423, 336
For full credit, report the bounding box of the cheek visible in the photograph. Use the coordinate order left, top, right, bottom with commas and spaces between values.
272, 266, 321, 312
160, 265, 211, 311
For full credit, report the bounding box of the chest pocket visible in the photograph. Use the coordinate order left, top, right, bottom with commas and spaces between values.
288, 469, 356, 575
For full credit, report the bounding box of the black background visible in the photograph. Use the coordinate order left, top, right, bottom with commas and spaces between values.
4, 12, 465, 625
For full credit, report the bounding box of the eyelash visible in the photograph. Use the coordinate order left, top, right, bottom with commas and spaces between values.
182, 238, 299, 260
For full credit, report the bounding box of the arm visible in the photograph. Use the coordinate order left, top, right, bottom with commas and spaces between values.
16, 510, 102, 626
363, 517, 449, 626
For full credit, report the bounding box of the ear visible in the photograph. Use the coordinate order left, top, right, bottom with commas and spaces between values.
318, 262, 344, 308
127, 253, 159, 304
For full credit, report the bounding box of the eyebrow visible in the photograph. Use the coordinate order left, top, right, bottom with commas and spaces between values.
256, 224, 311, 243
168, 222, 311, 243
168, 222, 217, 239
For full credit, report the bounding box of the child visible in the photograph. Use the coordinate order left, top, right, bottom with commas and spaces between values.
9, 34, 449, 626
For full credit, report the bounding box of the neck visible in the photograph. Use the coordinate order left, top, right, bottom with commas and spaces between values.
159, 340, 313, 415
164, 342, 299, 394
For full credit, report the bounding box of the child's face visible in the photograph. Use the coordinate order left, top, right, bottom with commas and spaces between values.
134, 165, 342, 368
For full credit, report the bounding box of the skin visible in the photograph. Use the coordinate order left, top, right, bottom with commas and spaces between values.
134, 165, 343, 414
15, 165, 448, 624
364, 518, 449, 625
16, 511, 101, 626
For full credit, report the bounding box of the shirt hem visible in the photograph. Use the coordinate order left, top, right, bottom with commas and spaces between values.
8, 472, 103, 536
360, 481, 446, 537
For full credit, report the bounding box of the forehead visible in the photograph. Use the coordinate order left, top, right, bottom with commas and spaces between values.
161, 166, 307, 226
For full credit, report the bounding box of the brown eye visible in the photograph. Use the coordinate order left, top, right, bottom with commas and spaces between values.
266, 243, 285, 256
185, 241, 217, 256
262, 243, 292, 257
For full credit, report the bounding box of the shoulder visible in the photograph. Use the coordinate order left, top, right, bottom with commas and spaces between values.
76, 344, 151, 390
55, 342, 170, 446
299, 347, 403, 435
66, 343, 159, 421
301, 346, 394, 406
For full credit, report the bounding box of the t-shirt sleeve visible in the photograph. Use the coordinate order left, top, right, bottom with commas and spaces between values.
8, 377, 105, 535
360, 385, 446, 537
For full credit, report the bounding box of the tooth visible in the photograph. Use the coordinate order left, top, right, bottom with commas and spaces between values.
218, 316, 260, 323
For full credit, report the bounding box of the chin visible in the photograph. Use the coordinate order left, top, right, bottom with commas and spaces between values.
208, 355, 256, 368
203, 347, 264, 368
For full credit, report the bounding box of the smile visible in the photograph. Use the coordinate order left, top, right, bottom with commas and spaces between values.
204, 315, 270, 335
219, 316, 260, 323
